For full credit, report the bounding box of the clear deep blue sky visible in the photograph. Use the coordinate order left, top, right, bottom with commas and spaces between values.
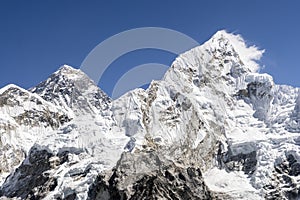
1, 0, 300, 96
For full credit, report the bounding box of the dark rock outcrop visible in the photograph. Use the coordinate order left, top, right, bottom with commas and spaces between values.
0, 146, 72, 199
265, 153, 300, 200
88, 151, 213, 200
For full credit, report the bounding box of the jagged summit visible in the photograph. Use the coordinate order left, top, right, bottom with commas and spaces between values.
162, 30, 266, 102
208, 30, 264, 73
0, 84, 20, 93
58, 64, 78, 70
0, 84, 35, 96
54, 64, 85, 80
30, 64, 111, 114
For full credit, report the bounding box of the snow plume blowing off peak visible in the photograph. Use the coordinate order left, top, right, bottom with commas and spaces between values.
163, 30, 266, 95
209, 30, 264, 72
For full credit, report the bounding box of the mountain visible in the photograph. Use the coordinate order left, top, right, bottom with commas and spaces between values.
30, 65, 111, 115
1, 30, 300, 199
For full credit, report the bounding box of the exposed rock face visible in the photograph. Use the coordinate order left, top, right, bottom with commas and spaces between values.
222, 142, 258, 175
0, 146, 55, 199
30, 65, 111, 115
0, 145, 24, 178
0, 145, 84, 200
263, 152, 300, 200
88, 151, 213, 200
244, 74, 274, 121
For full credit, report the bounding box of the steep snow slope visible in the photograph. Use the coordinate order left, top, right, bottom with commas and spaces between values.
109, 30, 300, 199
0, 30, 300, 199
0, 84, 70, 185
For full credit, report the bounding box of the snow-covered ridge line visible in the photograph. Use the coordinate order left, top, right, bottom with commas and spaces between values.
1, 30, 300, 199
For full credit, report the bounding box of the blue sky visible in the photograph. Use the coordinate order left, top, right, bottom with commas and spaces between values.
1, 0, 300, 96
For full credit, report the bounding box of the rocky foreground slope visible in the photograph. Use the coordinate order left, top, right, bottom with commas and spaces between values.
0, 30, 300, 199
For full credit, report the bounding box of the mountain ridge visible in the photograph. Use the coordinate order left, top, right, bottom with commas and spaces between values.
0, 30, 300, 199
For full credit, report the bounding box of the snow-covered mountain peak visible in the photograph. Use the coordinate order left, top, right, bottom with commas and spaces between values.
0, 84, 22, 94
112, 31, 270, 152
161, 31, 265, 103
0, 84, 42, 99
30, 65, 111, 115
55, 64, 85, 80
0, 83, 60, 111
208, 30, 264, 73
